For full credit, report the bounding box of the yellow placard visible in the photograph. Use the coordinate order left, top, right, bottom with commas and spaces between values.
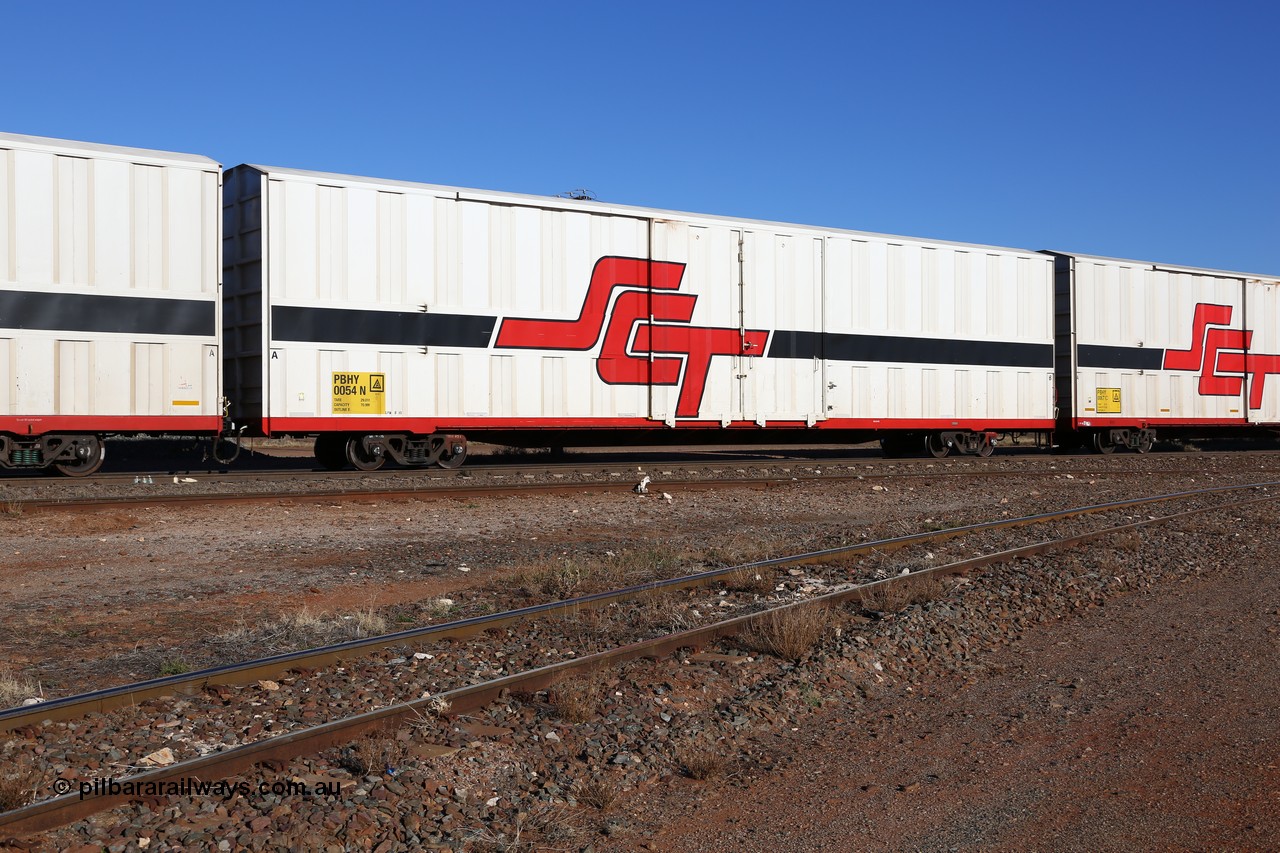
1096, 387, 1121, 414
332, 372, 386, 414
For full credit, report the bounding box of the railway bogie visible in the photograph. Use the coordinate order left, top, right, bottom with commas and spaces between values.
0, 433, 106, 476
313, 432, 467, 471
880, 430, 999, 459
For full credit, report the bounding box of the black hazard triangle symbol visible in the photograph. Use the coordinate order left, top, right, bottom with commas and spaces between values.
370, 375, 384, 393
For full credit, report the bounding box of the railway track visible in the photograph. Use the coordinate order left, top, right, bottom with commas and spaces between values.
2, 480, 1275, 837
6, 450, 1280, 513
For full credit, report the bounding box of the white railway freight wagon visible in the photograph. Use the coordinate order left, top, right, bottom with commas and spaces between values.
223, 164, 1056, 469
0, 133, 223, 475
1050, 252, 1280, 453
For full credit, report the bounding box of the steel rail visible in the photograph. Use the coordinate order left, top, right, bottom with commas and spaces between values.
3, 489, 1275, 837
12, 461, 1280, 514
3, 480, 1274, 735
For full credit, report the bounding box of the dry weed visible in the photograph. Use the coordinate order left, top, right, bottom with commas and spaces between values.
859, 572, 947, 614
624, 588, 700, 635
743, 605, 832, 662
333, 727, 414, 776
692, 533, 789, 567
722, 564, 775, 595
0, 668, 42, 709
677, 742, 728, 780
543, 607, 614, 646
518, 547, 686, 601
0, 767, 40, 811
548, 673, 603, 723
347, 607, 388, 637
213, 604, 390, 650
573, 776, 621, 811
464, 803, 583, 851
1113, 531, 1142, 552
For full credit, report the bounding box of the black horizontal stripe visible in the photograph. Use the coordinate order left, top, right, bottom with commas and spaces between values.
768, 329, 1053, 368
0, 290, 215, 337
272, 306, 497, 348
1077, 344, 1164, 370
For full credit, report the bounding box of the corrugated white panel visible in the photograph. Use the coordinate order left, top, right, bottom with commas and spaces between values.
202, 342, 218, 413
55, 155, 90, 285
57, 340, 91, 415
956, 371, 977, 418
132, 165, 164, 290
436, 353, 460, 416
166, 167, 202, 294
274, 180, 308, 302
458, 201, 491, 311
489, 355, 514, 417
921, 369, 939, 418
3, 143, 217, 299
565, 358, 593, 418
403, 194, 435, 308
1246, 280, 1280, 424
252, 164, 1064, 431
0, 339, 9, 413
378, 351, 404, 415
202, 171, 218, 294
1073, 258, 1248, 423
457, 353, 490, 416
887, 244, 916, 332
285, 348, 318, 417
957, 251, 983, 336
94, 159, 130, 288
14, 150, 54, 284
345, 188, 377, 304
823, 236, 1053, 423
925, 247, 958, 336
987, 371, 1009, 419
315, 351, 338, 416
14, 339, 54, 412
377, 193, 405, 305
91, 340, 128, 415
858, 365, 886, 418
315, 184, 344, 301
1018, 256, 1046, 339
984, 254, 1006, 339
0, 152, 10, 281
541, 356, 565, 417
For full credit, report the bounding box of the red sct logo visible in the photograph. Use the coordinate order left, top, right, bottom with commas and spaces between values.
495, 256, 768, 418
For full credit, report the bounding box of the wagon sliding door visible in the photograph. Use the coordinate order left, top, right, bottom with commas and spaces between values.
1245, 276, 1280, 425
646, 222, 740, 424
738, 230, 825, 426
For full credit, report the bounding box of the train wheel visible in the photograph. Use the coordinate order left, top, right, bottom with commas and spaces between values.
436, 443, 468, 469
345, 436, 386, 471
1090, 432, 1116, 454
314, 434, 348, 470
924, 433, 951, 459
53, 437, 105, 477
1136, 434, 1154, 454
977, 437, 995, 457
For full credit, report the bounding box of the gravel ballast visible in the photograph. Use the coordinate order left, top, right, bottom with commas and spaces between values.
0, 451, 1277, 850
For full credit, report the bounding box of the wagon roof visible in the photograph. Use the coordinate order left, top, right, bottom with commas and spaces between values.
1044, 250, 1279, 283
236, 163, 1050, 260
0, 131, 218, 169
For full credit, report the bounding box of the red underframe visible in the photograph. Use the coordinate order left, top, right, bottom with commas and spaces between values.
264, 416, 1056, 435
0, 416, 221, 436
1071, 416, 1264, 428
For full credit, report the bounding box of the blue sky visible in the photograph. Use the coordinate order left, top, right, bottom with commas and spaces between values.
7, 1, 1276, 273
